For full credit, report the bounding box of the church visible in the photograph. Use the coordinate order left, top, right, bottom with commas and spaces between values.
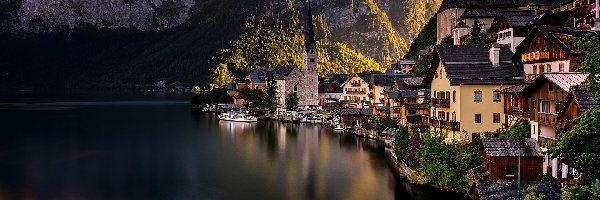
233, 3, 319, 107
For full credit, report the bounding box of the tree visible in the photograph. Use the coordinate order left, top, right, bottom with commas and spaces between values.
461, 19, 483, 45
264, 76, 279, 111
210, 63, 236, 89
410, 53, 431, 77
562, 180, 600, 200
371, 115, 399, 133
244, 88, 266, 108
572, 33, 600, 100
285, 92, 299, 110
395, 126, 410, 160
439, 35, 454, 45
547, 108, 600, 182
500, 119, 531, 139
525, 185, 545, 200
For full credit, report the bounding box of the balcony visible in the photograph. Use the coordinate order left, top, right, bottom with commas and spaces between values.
525, 74, 539, 82
507, 107, 531, 117
430, 118, 461, 131
346, 90, 366, 94
538, 113, 566, 128
431, 98, 450, 108
521, 51, 550, 62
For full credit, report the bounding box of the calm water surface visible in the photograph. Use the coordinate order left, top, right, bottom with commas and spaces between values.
0, 100, 463, 199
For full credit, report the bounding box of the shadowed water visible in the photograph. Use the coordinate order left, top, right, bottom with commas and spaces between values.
0, 100, 464, 199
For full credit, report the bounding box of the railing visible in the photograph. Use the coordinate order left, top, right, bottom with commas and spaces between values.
521, 51, 550, 62
346, 90, 366, 94
430, 118, 461, 131
538, 113, 566, 128
507, 107, 530, 117
525, 74, 539, 82
431, 98, 450, 108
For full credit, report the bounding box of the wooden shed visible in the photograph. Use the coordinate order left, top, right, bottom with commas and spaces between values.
482, 138, 544, 181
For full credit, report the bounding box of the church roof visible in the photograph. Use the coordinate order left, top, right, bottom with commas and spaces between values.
304, 1, 316, 51
248, 66, 299, 82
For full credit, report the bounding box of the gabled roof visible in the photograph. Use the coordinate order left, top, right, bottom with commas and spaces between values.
501, 83, 529, 94
500, 10, 536, 28
472, 180, 562, 200
521, 72, 588, 95
402, 77, 424, 87
514, 26, 600, 61
248, 66, 300, 82
482, 138, 543, 157
571, 85, 599, 112
425, 44, 523, 86
461, 7, 517, 18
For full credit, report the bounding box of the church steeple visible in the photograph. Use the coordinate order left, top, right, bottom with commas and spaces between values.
304, 0, 316, 51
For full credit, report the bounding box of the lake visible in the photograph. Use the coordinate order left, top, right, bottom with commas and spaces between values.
0, 100, 463, 199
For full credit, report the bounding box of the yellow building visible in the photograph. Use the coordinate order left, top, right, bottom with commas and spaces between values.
340, 74, 371, 108
425, 44, 523, 141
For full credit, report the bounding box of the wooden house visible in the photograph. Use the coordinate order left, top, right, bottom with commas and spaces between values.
482, 138, 544, 181
513, 26, 597, 82
339, 108, 372, 127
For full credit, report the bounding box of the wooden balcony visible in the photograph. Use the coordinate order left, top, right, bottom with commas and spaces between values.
351, 82, 362, 87
507, 107, 530, 117
346, 90, 366, 94
538, 113, 566, 128
521, 51, 550, 62
525, 74, 539, 82
430, 118, 461, 131
431, 98, 450, 108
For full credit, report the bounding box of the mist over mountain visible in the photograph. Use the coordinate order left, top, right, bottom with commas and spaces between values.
0, 0, 440, 91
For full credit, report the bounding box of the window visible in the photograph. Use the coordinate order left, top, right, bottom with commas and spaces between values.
493, 113, 500, 123
438, 111, 446, 120
453, 90, 456, 103
408, 110, 417, 115
559, 63, 565, 72
493, 90, 501, 102
505, 166, 515, 177
446, 91, 450, 100
309, 58, 315, 62
474, 90, 482, 102
533, 65, 538, 74
540, 101, 550, 113
540, 65, 545, 73
433, 90, 437, 98
475, 114, 482, 123
547, 64, 551, 72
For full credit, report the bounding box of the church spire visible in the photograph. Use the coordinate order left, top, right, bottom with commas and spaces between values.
304, 0, 316, 51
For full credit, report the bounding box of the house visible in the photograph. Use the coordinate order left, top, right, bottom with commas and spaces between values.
386, 60, 415, 74
436, 0, 554, 43
501, 84, 531, 128
318, 74, 348, 109
559, 85, 600, 123
513, 25, 599, 82
340, 73, 372, 108
482, 138, 544, 181
339, 108, 373, 127
228, 4, 319, 107
388, 89, 430, 133
424, 44, 523, 141
491, 10, 561, 52
470, 180, 562, 200
519, 72, 588, 180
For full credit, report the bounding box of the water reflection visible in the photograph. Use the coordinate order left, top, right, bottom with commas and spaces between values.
216, 121, 395, 200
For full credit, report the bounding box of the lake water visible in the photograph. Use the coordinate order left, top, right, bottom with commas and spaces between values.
0, 100, 463, 199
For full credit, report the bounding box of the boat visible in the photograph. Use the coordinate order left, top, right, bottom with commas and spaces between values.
334, 124, 344, 132
231, 113, 258, 122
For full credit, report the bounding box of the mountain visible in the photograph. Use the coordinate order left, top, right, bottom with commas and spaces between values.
0, 0, 440, 92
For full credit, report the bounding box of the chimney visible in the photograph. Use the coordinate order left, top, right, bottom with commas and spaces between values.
490, 44, 501, 66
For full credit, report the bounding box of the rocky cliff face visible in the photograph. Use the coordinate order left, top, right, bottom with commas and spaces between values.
0, 0, 440, 91
3, 0, 194, 33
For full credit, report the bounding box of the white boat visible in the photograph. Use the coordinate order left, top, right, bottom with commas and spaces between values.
231, 113, 258, 122
334, 124, 344, 131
